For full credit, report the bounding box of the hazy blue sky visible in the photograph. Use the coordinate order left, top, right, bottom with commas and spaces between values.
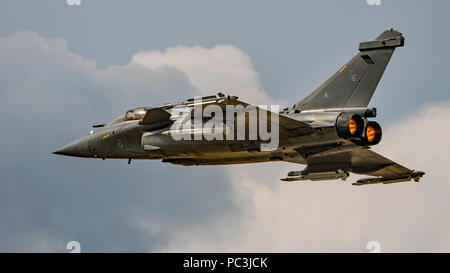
0, 0, 449, 252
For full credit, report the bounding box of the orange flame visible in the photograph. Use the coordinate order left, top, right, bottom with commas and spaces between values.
349, 118, 357, 135
366, 125, 376, 142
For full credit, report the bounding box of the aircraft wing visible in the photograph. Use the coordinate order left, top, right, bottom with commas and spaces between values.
344, 147, 425, 185
284, 144, 425, 185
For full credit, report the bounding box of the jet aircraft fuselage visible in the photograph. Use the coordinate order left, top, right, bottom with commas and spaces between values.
54, 29, 425, 186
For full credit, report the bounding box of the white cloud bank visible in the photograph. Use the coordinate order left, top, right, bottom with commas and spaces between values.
132, 45, 280, 105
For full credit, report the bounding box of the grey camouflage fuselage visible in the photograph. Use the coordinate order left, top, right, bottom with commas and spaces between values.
54, 29, 425, 186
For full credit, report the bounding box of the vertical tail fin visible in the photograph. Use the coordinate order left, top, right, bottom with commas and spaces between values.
295, 29, 404, 111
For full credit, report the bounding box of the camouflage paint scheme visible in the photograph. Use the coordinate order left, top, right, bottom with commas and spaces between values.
54, 29, 425, 186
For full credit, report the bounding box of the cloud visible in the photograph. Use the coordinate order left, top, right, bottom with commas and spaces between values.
152, 102, 450, 252
132, 45, 281, 105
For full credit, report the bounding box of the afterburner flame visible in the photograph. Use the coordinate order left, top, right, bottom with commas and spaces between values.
366, 125, 376, 142
349, 118, 357, 135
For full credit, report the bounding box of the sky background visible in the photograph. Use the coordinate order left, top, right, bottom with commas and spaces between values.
0, 0, 449, 252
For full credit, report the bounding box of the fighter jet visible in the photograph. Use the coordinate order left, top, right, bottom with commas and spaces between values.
54, 29, 425, 186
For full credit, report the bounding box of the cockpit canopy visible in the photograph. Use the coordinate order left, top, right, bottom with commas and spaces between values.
108, 107, 149, 126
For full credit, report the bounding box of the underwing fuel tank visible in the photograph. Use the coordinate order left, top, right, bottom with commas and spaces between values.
281, 169, 349, 182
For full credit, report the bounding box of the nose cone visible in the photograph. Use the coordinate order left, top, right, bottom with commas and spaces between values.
53, 136, 90, 158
